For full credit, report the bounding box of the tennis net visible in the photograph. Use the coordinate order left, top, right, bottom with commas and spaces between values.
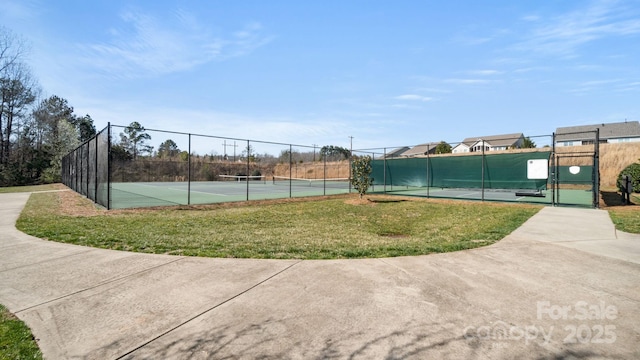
218, 175, 266, 183
272, 176, 351, 189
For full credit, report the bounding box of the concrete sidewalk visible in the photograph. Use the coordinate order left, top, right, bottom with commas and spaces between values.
1, 193, 639, 359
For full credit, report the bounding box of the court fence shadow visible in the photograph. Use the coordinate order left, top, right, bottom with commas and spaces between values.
600, 190, 636, 207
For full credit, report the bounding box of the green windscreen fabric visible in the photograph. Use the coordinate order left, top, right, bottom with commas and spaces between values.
371, 157, 429, 188
556, 166, 592, 185
372, 151, 551, 190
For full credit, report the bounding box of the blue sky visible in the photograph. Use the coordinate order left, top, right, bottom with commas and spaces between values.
2, 0, 639, 155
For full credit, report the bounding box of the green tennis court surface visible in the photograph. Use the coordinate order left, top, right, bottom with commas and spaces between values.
370, 186, 594, 207
110, 180, 351, 209
109, 181, 593, 209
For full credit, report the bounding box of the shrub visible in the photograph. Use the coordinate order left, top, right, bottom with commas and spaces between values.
351, 156, 373, 198
617, 161, 640, 193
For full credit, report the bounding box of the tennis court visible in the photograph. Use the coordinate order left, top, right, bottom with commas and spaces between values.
369, 148, 599, 208
109, 177, 351, 209
62, 125, 600, 209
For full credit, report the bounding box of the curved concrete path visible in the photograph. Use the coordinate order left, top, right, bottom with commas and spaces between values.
1, 192, 639, 359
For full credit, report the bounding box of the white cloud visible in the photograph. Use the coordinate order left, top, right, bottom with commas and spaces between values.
444, 79, 492, 84
0, 0, 40, 20
415, 87, 452, 94
79, 9, 273, 78
391, 104, 420, 109
522, 15, 541, 22
455, 36, 493, 46
567, 78, 628, 94
467, 70, 503, 76
512, 66, 551, 73
580, 79, 622, 86
613, 84, 640, 92
516, 0, 640, 57
394, 94, 433, 102
574, 64, 606, 71
453, 26, 512, 46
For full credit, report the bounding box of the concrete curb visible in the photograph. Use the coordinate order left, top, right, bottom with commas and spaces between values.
1, 193, 639, 359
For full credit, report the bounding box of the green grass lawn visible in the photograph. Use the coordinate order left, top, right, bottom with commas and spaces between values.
604, 192, 640, 234
0, 305, 43, 360
610, 209, 640, 233
17, 192, 541, 259
0, 184, 64, 194
608, 195, 640, 234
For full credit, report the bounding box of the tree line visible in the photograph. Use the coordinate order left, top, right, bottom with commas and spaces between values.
1, 26, 96, 186
111, 121, 353, 165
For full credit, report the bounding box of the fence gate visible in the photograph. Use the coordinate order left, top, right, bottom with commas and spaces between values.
552, 130, 600, 208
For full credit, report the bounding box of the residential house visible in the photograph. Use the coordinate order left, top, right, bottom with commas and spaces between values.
402, 142, 441, 157
555, 121, 640, 146
452, 133, 525, 153
382, 143, 444, 158
381, 147, 410, 159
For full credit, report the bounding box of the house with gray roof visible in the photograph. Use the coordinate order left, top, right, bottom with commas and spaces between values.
381, 147, 411, 158
555, 121, 640, 146
452, 133, 525, 153
382, 142, 448, 158
402, 142, 441, 157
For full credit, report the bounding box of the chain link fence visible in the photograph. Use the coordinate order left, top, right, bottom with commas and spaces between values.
62, 124, 353, 209
62, 128, 599, 209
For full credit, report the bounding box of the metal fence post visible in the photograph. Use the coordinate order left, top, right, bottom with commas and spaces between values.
426, 145, 430, 198
481, 141, 485, 202
594, 129, 600, 208
95, 134, 99, 202
383, 148, 387, 194
188, 133, 192, 205
323, 153, 327, 196
551, 133, 556, 207
107, 122, 111, 210
246, 140, 250, 201
349, 136, 353, 194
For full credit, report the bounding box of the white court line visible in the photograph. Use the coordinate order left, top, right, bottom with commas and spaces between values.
166, 187, 228, 197
124, 183, 229, 197
456, 192, 480, 198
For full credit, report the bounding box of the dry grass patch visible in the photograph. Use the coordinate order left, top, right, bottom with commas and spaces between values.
599, 143, 640, 188
557, 143, 640, 188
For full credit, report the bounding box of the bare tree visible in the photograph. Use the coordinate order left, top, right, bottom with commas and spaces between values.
0, 26, 28, 74
1, 62, 38, 165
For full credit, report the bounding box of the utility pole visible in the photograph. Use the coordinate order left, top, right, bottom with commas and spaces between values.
233, 141, 238, 162
312, 144, 317, 162
222, 141, 239, 162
